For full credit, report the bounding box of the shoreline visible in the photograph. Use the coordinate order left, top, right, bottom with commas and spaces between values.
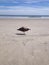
0, 18, 49, 20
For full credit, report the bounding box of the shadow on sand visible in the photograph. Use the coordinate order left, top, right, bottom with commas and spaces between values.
15, 33, 49, 36
16, 33, 26, 35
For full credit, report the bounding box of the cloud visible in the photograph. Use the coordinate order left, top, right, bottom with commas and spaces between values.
0, 6, 49, 15
0, 0, 49, 15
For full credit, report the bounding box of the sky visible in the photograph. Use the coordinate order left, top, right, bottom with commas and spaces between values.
0, 0, 49, 15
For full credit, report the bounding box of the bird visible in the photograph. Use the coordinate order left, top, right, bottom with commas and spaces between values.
17, 27, 30, 34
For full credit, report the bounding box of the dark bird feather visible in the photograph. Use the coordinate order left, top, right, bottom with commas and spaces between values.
17, 27, 30, 32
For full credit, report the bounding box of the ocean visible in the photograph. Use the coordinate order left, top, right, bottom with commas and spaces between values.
0, 15, 49, 19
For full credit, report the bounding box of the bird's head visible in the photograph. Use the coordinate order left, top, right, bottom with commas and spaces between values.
27, 28, 31, 31
29, 29, 31, 30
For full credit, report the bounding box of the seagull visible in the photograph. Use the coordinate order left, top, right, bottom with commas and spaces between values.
17, 27, 30, 34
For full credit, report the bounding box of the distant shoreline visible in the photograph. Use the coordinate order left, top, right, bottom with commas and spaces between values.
0, 15, 49, 19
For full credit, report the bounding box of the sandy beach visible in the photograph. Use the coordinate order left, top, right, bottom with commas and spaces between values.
0, 18, 49, 65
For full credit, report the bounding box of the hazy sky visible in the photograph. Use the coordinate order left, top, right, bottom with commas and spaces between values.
0, 0, 49, 15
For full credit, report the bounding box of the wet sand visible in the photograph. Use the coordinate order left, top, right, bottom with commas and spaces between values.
0, 19, 49, 65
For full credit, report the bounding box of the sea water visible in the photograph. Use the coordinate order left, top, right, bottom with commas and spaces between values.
0, 15, 49, 19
